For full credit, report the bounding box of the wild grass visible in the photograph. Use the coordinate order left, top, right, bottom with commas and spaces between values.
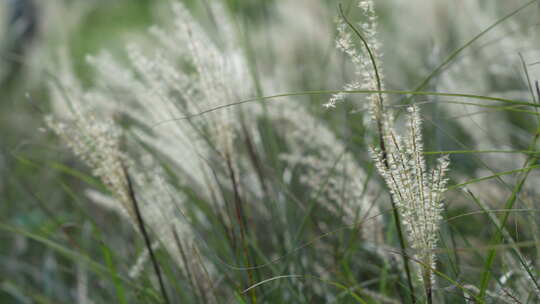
2, 0, 540, 303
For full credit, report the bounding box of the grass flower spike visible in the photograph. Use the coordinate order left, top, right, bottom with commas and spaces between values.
325, 0, 385, 119
45, 93, 134, 217
370, 104, 450, 295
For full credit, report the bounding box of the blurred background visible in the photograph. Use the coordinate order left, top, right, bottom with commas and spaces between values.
2, 0, 540, 303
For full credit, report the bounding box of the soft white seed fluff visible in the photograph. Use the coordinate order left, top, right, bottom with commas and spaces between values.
370, 104, 450, 286
324, 0, 386, 122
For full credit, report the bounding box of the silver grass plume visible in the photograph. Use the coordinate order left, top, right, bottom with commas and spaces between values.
370, 105, 450, 289
46, 47, 217, 300
324, 0, 451, 294
84, 1, 253, 210
45, 62, 134, 217
324, 0, 385, 123
313, 0, 387, 242
47, 102, 218, 302
277, 103, 383, 243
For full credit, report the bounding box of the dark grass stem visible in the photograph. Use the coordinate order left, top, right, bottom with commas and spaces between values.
172, 227, 203, 304
123, 165, 171, 304
338, 3, 417, 303
225, 154, 258, 304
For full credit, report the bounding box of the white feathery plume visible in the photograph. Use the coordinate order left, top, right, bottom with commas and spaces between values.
47, 45, 215, 293
370, 104, 450, 288
84, 2, 252, 202
45, 91, 134, 218
325, 0, 386, 122
277, 103, 383, 242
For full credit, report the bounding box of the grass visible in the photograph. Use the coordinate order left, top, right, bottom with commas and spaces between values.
2, 0, 540, 303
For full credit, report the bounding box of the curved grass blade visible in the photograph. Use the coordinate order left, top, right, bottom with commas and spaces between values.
447, 165, 540, 191
153, 89, 538, 126
410, 0, 537, 93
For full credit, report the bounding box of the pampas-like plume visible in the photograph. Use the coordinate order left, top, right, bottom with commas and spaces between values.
370, 105, 450, 292
324, 0, 385, 121
45, 99, 133, 217
47, 1, 396, 301
324, 1, 451, 298
46, 39, 217, 302
278, 103, 383, 242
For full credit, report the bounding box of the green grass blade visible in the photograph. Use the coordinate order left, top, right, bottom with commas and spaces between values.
153, 89, 538, 125
0, 223, 160, 302
101, 244, 128, 304
448, 165, 540, 191
411, 0, 537, 93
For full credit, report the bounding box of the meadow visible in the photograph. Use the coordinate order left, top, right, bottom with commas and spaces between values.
2, 0, 540, 303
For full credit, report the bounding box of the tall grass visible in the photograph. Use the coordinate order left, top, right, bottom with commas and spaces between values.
2, 0, 540, 303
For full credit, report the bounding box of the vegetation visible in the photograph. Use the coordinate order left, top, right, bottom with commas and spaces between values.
2, 0, 540, 303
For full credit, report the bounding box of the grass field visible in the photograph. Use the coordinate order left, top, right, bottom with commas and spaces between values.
2, 0, 540, 303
